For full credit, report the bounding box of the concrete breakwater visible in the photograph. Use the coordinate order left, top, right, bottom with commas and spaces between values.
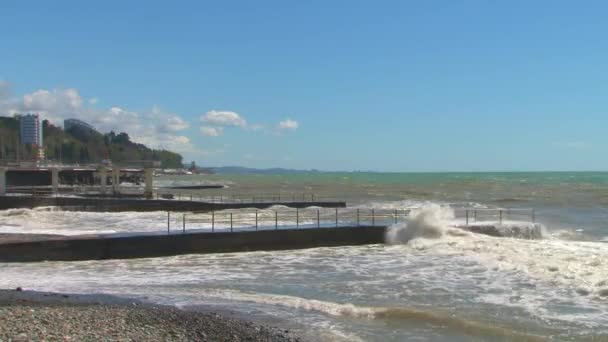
0, 195, 346, 212
0, 226, 385, 262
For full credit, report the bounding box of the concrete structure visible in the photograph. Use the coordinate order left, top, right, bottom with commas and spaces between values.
0, 225, 385, 262
51, 168, 59, 194
99, 167, 108, 194
19, 114, 43, 146
144, 168, 153, 198
0, 168, 6, 195
112, 167, 120, 194
0, 195, 346, 212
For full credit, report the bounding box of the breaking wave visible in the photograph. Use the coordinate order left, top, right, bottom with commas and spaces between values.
201, 290, 547, 341
385, 203, 452, 244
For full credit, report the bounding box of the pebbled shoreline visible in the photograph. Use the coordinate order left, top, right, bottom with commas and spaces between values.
0, 289, 304, 342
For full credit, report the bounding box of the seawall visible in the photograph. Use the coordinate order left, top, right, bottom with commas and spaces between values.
0, 226, 385, 262
0, 195, 346, 212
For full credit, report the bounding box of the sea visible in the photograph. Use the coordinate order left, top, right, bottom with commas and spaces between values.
1, 172, 607, 341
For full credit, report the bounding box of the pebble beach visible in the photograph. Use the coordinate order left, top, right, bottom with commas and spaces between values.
0, 289, 303, 342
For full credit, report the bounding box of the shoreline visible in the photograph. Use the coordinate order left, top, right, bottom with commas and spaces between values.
0, 289, 305, 341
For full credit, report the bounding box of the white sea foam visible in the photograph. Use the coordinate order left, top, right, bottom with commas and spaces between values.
196, 289, 547, 341
385, 204, 453, 244
384, 204, 608, 297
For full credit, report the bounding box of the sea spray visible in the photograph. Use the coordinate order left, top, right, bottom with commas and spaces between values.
385, 204, 454, 244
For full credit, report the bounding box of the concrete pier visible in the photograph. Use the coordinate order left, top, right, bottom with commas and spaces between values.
0, 225, 385, 262
144, 168, 153, 199
51, 168, 59, 194
0, 168, 6, 195
112, 167, 120, 195
0, 195, 347, 212
99, 168, 108, 194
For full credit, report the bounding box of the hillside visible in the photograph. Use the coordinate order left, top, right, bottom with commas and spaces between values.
0, 116, 183, 168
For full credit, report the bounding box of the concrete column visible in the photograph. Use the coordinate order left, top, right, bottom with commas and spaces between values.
99, 168, 108, 195
144, 168, 153, 199
0, 168, 6, 196
51, 168, 60, 195
112, 167, 120, 195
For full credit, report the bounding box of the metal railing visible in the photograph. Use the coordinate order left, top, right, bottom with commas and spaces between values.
154, 191, 337, 203
166, 208, 413, 233
164, 207, 537, 234
455, 208, 535, 226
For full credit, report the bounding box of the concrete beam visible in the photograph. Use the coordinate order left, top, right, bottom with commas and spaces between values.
99, 168, 108, 195
0, 168, 6, 195
144, 168, 153, 199
51, 168, 59, 194
112, 167, 120, 195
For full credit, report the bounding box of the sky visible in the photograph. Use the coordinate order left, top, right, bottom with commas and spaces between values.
1, 0, 607, 172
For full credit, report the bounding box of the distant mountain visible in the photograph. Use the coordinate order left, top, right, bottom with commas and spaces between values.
0, 115, 183, 168
209, 166, 324, 174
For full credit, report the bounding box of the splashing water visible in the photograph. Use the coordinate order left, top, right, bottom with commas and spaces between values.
385, 204, 454, 244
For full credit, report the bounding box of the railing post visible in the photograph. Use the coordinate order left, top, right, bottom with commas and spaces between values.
212, 211, 215, 232
255, 210, 258, 231
335, 208, 339, 227
394, 209, 397, 224
230, 212, 233, 232
499, 210, 503, 224
275, 211, 278, 230
296, 208, 299, 228
465, 210, 469, 226
190, 194, 193, 201
182, 213, 186, 233
372, 209, 375, 226
317, 209, 320, 228
357, 209, 360, 226
532, 209, 535, 223
167, 211, 170, 234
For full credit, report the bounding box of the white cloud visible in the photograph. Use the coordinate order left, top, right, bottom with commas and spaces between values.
277, 118, 299, 131
89, 97, 99, 105
200, 110, 247, 127
200, 126, 223, 137
0, 84, 194, 154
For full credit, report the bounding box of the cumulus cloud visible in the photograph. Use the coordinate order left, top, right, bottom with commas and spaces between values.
0, 84, 194, 154
277, 118, 299, 131
200, 110, 247, 127
200, 126, 223, 137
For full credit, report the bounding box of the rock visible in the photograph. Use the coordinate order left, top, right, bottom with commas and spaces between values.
13, 333, 28, 341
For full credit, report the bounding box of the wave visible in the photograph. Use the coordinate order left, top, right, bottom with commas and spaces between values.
201, 290, 547, 341
383, 204, 608, 298
385, 203, 452, 244
493, 198, 530, 203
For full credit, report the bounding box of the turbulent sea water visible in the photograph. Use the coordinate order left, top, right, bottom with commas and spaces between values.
1, 172, 608, 341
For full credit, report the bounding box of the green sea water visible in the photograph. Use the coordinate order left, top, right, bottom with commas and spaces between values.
160, 171, 608, 238
3, 171, 607, 341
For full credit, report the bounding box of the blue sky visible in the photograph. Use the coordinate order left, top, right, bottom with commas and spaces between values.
1, 0, 607, 171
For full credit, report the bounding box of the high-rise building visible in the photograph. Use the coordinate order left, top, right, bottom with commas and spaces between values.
20, 113, 43, 146
19, 113, 44, 160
